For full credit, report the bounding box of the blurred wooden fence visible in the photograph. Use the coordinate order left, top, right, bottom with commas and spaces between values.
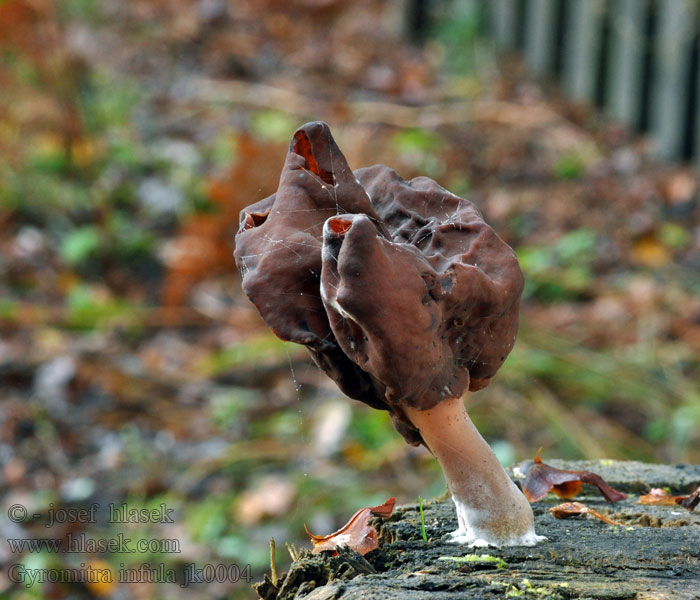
490, 0, 700, 162
416, 0, 700, 163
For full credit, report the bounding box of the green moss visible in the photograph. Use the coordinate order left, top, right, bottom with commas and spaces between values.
438, 553, 508, 570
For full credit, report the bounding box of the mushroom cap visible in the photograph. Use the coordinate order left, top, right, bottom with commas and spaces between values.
234, 122, 523, 441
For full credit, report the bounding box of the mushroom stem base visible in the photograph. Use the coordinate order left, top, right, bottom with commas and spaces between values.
448, 495, 544, 547
404, 396, 545, 547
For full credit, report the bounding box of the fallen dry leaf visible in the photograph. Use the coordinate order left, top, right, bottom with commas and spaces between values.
638, 488, 681, 506
306, 497, 395, 556
630, 234, 672, 268
641, 486, 700, 511
550, 501, 624, 526
518, 449, 627, 503
676, 486, 700, 511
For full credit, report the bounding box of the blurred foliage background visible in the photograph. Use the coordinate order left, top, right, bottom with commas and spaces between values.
0, 1, 698, 599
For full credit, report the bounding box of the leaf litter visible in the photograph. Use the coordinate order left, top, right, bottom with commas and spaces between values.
517, 449, 627, 503
305, 497, 395, 556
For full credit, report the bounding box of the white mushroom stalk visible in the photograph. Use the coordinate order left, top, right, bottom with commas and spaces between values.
405, 397, 544, 547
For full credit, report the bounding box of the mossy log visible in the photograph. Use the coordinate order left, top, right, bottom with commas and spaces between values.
255, 461, 700, 600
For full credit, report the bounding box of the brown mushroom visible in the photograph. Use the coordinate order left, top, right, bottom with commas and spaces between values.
234, 121, 542, 546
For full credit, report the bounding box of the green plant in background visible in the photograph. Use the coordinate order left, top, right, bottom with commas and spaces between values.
390, 127, 444, 177
209, 388, 258, 431
4, 66, 162, 283
446, 174, 471, 198
103, 495, 184, 566
56, 0, 101, 22
81, 70, 142, 137
494, 322, 700, 461
346, 407, 401, 461
60, 226, 101, 265
203, 335, 304, 375
430, 0, 487, 77
185, 494, 270, 569
187, 494, 235, 545
64, 284, 134, 329
658, 222, 691, 250
517, 228, 598, 301
553, 152, 586, 179
251, 110, 299, 143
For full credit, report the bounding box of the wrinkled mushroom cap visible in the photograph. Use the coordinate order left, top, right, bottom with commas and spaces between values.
234, 122, 523, 443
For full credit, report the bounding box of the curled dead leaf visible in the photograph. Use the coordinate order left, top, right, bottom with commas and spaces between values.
640, 486, 700, 511
518, 449, 627, 503
638, 488, 679, 506
676, 486, 700, 511
550, 502, 624, 526
305, 497, 395, 556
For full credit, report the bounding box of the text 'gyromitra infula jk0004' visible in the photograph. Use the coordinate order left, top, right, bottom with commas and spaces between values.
234, 121, 544, 547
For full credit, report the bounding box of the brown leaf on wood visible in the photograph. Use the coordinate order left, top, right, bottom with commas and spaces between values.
550, 501, 624, 526
305, 497, 395, 556
638, 488, 681, 506
676, 486, 700, 511
519, 449, 627, 503
641, 486, 700, 511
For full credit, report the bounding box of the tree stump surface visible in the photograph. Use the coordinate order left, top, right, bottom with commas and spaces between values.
255, 460, 700, 600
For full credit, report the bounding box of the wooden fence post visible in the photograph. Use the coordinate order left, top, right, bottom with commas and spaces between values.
563, 0, 607, 102
484, 0, 700, 162
651, 0, 694, 160
491, 0, 517, 49
524, 0, 557, 74
606, 0, 646, 128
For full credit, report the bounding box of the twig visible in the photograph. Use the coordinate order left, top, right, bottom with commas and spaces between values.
269, 538, 278, 585
285, 541, 298, 562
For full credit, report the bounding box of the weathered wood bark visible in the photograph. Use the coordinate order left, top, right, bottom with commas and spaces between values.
256, 461, 700, 600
